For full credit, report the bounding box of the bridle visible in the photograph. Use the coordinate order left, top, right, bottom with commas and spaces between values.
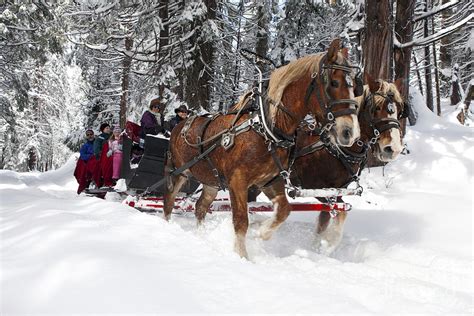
304, 54, 361, 133
363, 89, 404, 145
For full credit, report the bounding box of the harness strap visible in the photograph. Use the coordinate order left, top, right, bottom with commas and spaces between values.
141, 142, 219, 196
197, 118, 227, 190
295, 140, 325, 158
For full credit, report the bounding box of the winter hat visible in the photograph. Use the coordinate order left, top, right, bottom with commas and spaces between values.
174, 105, 190, 114
149, 98, 161, 110
113, 126, 121, 133
99, 123, 110, 132
86, 128, 94, 134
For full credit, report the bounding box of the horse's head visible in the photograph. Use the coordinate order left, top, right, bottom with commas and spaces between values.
359, 75, 406, 162
266, 39, 360, 146
311, 39, 361, 147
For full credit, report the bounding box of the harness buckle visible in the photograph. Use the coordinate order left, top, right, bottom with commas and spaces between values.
280, 170, 290, 180
329, 209, 339, 218
321, 122, 334, 134
221, 132, 235, 150
370, 129, 380, 145
327, 112, 335, 122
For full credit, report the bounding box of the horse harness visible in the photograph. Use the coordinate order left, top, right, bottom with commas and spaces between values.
303, 55, 362, 134
292, 89, 404, 189
142, 53, 361, 195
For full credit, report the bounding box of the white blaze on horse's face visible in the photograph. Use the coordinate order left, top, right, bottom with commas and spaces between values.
327, 66, 361, 147
374, 105, 403, 162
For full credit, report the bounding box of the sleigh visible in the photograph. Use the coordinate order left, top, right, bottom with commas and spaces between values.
85, 121, 358, 217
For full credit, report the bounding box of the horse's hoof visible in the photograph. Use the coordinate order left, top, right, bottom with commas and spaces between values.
259, 229, 273, 240
258, 219, 275, 240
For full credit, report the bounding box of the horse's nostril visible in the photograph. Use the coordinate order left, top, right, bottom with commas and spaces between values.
384, 146, 393, 154
343, 128, 352, 140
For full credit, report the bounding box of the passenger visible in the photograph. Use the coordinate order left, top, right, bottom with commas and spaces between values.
108, 126, 123, 181
94, 122, 111, 159
74, 129, 98, 194
169, 105, 191, 131
140, 98, 166, 139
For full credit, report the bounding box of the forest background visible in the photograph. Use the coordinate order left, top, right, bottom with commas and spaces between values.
0, 0, 472, 172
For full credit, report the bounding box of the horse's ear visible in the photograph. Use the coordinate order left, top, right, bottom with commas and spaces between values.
341, 47, 349, 59
365, 72, 380, 93
327, 38, 341, 63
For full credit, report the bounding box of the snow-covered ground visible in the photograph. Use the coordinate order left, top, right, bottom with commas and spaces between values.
1, 101, 473, 314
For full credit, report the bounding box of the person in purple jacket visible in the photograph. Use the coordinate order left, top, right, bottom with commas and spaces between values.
140, 98, 166, 138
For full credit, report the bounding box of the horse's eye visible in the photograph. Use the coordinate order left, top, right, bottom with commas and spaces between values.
331, 80, 339, 88
375, 106, 381, 112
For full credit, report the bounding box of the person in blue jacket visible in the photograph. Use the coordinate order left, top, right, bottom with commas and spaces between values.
74, 129, 98, 194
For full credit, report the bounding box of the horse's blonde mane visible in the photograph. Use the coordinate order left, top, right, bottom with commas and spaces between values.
267, 54, 323, 103
358, 80, 403, 111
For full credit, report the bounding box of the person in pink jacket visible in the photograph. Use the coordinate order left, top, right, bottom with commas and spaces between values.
107, 126, 123, 180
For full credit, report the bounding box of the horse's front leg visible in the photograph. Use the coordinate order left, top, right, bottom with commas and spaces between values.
259, 179, 292, 240
228, 176, 250, 259
316, 197, 348, 255
194, 184, 219, 225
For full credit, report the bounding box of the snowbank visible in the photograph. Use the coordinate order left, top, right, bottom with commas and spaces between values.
1, 105, 472, 314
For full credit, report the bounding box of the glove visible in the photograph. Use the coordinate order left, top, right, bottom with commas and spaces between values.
106, 149, 113, 157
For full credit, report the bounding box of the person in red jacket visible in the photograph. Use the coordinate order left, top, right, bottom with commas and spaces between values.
74, 129, 98, 194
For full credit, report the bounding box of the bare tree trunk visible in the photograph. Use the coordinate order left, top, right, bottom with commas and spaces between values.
255, 2, 269, 59
184, 0, 216, 111
120, 37, 133, 128
432, 40, 441, 115
363, 0, 393, 166
363, 0, 393, 80
439, 0, 453, 70
413, 52, 424, 95
423, 1, 434, 112
158, 0, 169, 97
27, 148, 36, 171
232, 0, 244, 101
394, 0, 416, 132
451, 63, 463, 105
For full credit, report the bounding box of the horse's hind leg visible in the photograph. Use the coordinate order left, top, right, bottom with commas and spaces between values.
316, 197, 348, 255
194, 185, 218, 225
259, 180, 292, 240
163, 175, 188, 221
228, 178, 250, 259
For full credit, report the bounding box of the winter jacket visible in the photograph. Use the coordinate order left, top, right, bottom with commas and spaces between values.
93, 132, 110, 159
140, 110, 165, 138
168, 115, 184, 131
79, 140, 95, 161
109, 139, 123, 153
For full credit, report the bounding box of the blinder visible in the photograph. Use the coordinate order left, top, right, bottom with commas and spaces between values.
398, 101, 410, 120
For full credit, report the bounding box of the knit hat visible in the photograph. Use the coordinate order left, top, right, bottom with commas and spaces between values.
99, 123, 110, 132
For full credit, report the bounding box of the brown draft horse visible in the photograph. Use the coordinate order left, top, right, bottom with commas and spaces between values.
164, 39, 361, 259
292, 76, 405, 255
